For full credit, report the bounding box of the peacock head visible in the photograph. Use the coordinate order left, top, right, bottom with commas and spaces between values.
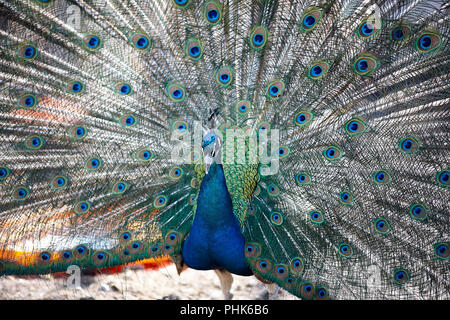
202, 131, 221, 174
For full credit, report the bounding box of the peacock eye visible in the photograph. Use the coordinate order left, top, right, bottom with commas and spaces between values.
77, 246, 85, 254
393, 268, 410, 285
41, 252, 50, 261
166, 84, 186, 102
185, 38, 203, 60
216, 66, 233, 87
204, 1, 222, 25
434, 242, 448, 260
122, 232, 131, 241
154, 195, 168, 208
338, 242, 353, 258
130, 32, 151, 51
249, 26, 269, 50
308, 61, 329, 80
436, 170, 449, 187
83, 34, 102, 51
18, 43, 39, 61
25, 135, 44, 150
373, 170, 391, 185
0, 166, 10, 180
300, 8, 323, 32
416, 32, 442, 52
294, 111, 314, 129
266, 80, 285, 99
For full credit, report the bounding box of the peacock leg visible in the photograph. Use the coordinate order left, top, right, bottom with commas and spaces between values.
214, 269, 234, 300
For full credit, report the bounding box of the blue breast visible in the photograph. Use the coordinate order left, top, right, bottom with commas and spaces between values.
182, 163, 252, 276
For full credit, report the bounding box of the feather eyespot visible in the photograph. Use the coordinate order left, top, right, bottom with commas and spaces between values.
34, 0, 54, 5
13, 186, 30, 201
25, 135, 44, 150
0, 166, 11, 181
185, 38, 203, 60
390, 24, 411, 42
338, 242, 353, 258
416, 31, 442, 53
257, 122, 270, 134
323, 145, 343, 161
353, 54, 379, 76
51, 175, 69, 190
154, 195, 168, 208
121, 232, 131, 242
249, 26, 269, 50
130, 32, 151, 51
290, 257, 305, 275
236, 100, 251, 115
345, 118, 367, 136
165, 231, 181, 246
92, 251, 109, 266
120, 114, 137, 127
436, 169, 449, 188
204, 1, 222, 25
135, 148, 154, 162
40, 252, 51, 262
74, 201, 91, 215
300, 8, 323, 32
267, 184, 280, 197
266, 80, 285, 99
308, 61, 329, 80
17, 93, 38, 109
189, 194, 197, 205
372, 170, 391, 185
373, 170, 391, 185
393, 268, 410, 285
357, 18, 381, 39
169, 167, 183, 180
83, 34, 102, 51
409, 203, 427, 221
295, 171, 311, 186
255, 259, 272, 273
270, 212, 284, 226
75, 245, 88, 258
299, 282, 315, 299
173, 0, 190, 8
294, 111, 314, 127
399, 137, 419, 153
216, 66, 233, 87
62, 251, 72, 260
115, 82, 133, 96
374, 217, 390, 234
278, 146, 290, 159
148, 244, 161, 257
339, 191, 353, 205
66, 80, 85, 94
17, 43, 38, 61
70, 125, 88, 140
166, 83, 185, 102
172, 120, 188, 135
273, 264, 289, 281
315, 286, 329, 300
434, 242, 449, 260
112, 181, 129, 195
309, 210, 324, 225
244, 243, 261, 258
86, 156, 103, 170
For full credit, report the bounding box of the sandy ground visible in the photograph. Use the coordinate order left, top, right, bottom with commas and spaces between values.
0, 264, 299, 300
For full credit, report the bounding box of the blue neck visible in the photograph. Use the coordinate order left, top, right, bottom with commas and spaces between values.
181, 163, 252, 276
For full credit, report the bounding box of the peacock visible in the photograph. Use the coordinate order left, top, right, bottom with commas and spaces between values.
0, 0, 449, 300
